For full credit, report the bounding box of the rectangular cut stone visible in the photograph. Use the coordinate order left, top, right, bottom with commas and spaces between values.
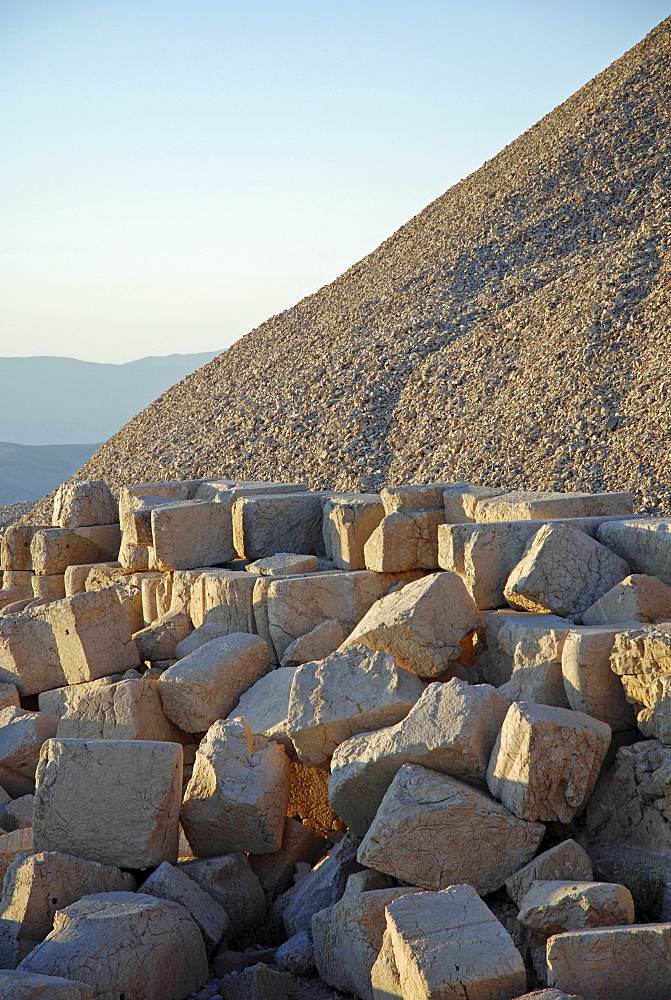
248, 817, 325, 900
517, 880, 634, 937
1, 525, 49, 572
198, 570, 257, 632
581, 574, 671, 626
442, 483, 505, 523
475, 490, 634, 523
55, 675, 186, 742
178, 853, 266, 934
322, 494, 384, 570
381, 483, 453, 514
0, 970, 95, 998
52, 481, 118, 528
31, 575, 65, 601
30, 526, 121, 576
609, 623, 671, 741
597, 518, 671, 584
496, 614, 574, 709
363, 511, 445, 572
505, 840, 594, 906
562, 625, 639, 731
0, 610, 65, 695
232, 492, 334, 560
33, 738, 183, 868
141, 861, 228, 949
151, 500, 234, 570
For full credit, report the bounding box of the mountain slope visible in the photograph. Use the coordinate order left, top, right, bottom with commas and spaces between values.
55, 19, 671, 512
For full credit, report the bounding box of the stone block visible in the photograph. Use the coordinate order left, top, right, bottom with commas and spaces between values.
1, 525, 50, 572
178, 853, 266, 934
287, 645, 424, 767
495, 613, 574, 708
140, 572, 164, 624
55, 675, 186, 742
487, 702, 611, 823
151, 499, 235, 570
505, 840, 594, 905
279, 833, 361, 936
117, 535, 150, 571
0, 707, 58, 787
328, 678, 507, 835
31, 575, 65, 601
246, 552, 319, 575
363, 510, 445, 572
475, 490, 633, 523
18, 891, 207, 1000
33, 738, 182, 868
275, 930, 315, 976
561, 626, 638, 730
195, 569, 257, 633
378, 884, 526, 1000
280, 620, 346, 667
582, 573, 671, 626
343, 571, 480, 679
248, 818, 326, 900
218, 964, 297, 1000
181, 718, 291, 856
1, 794, 34, 832
120, 494, 178, 544
381, 483, 452, 514
518, 879, 635, 937
133, 610, 192, 661
233, 492, 333, 560
609, 623, 671, 741
0, 971, 94, 999
442, 482, 505, 523
112, 580, 144, 634
52, 480, 118, 528
158, 633, 270, 733
0, 681, 19, 711
0, 608, 65, 696
38, 675, 126, 718
141, 860, 229, 949
228, 666, 297, 751
30, 525, 121, 576
322, 494, 384, 570
597, 517, 671, 584
358, 764, 544, 894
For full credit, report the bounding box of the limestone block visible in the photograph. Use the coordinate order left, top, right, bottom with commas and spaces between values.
442, 482, 505, 523
343, 571, 480, 679
313, 885, 420, 1000
582, 574, 671, 626
381, 483, 452, 514
0, 609, 64, 696
480, 610, 558, 686
0, 707, 58, 785
487, 702, 611, 823
275, 930, 315, 976
1, 794, 34, 831
133, 610, 192, 661
112, 580, 144, 634
0, 850, 135, 966
381, 884, 526, 1000
248, 818, 326, 900
370, 926, 401, 999
505, 840, 594, 905
518, 880, 634, 937
363, 510, 445, 572
174, 617, 235, 656
504, 523, 630, 616
141, 860, 229, 949
52, 480, 118, 528
30, 525, 121, 576
118, 535, 150, 571
280, 620, 346, 668
561, 626, 638, 730
358, 764, 544, 894
181, 718, 291, 856
246, 552, 319, 575
55, 675, 186, 742
1, 525, 49, 572
197, 569, 257, 633
476, 490, 634, 523
546, 924, 671, 1000
286, 645, 424, 767
151, 499, 235, 570
166, 567, 211, 619
18, 891, 207, 1000
0, 681, 19, 710
158, 633, 270, 733
0, 827, 33, 884
597, 517, 671, 584
609, 623, 671, 741
279, 833, 361, 936
120, 494, 178, 544
38, 675, 126, 718
140, 572, 164, 624
33, 738, 182, 868
228, 666, 297, 750
0, 971, 94, 999
328, 679, 507, 835
322, 494, 384, 570
218, 964, 297, 1000
233, 492, 334, 560
496, 614, 574, 708
31, 575, 65, 601
287, 759, 341, 836
178, 853, 266, 934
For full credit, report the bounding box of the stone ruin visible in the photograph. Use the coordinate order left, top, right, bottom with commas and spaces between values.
2, 478, 671, 998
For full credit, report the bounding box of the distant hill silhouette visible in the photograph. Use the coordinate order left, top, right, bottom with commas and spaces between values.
0, 441, 100, 507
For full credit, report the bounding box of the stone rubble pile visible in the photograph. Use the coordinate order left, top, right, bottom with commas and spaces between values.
3, 477, 671, 998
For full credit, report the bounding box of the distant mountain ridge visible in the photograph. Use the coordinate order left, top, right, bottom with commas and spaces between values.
0, 441, 100, 508
0, 352, 220, 446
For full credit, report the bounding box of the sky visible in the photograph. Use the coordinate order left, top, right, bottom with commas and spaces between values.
0, 1, 668, 364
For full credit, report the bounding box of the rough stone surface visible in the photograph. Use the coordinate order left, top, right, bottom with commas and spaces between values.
218, 964, 297, 1000
275, 930, 315, 976
322, 495, 384, 570
228, 666, 297, 750
233, 492, 331, 560
504, 523, 630, 616
248, 818, 326, 900
581, 573, 671, 625
505, 841, 594, 906
496, 613, 574, 708
0, 971, 94, 1000
280, 621, 346, 668
0, 828, 34, 885
30, 525, 121, 576
55, 675, 186, 742
597, 518, 671, 584
286, 645, 425, 767
517, 879, 635, 936
178, 853, 266, 934
363, 510, 445, 572
487, 702, 611, 823
279, 834, 362, 936
358, 764, 544, 894
442, 482, 505, 523
133, 611, 192, 661
52, 481, 118, 529
1, 525, 48, 572
476, 490, 633, 523
0, 707, 58, 788
609, 623, 671, 740
141, 861, 229, 949
328, 678, 507, 834
246, 552, 319, 576
287, 759, 341, 836
0, 794, 34, 832
561, 625, 639, 730
151, 499, 235, 570
33, 738, 182, 868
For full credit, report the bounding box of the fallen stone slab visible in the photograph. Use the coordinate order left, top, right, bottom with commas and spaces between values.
496, 613, 574, 708
358, 764, 544, 894
33, 738, 182, 868
0, 707, 58, 790
55, 675, 186, 742
597, 517, 671, 584
30, 525, 121, 577
609, 623, 671, 741
279, 833, 361, 936
133, 610, 192, 661
159, 633, 270, 733
280, 620, 346, 667
0, 970, 94, 1000
246, 552, 319, 575
363, 510, 445, 572
248, 817, 326, 900
218, 964, 297, 1000
141, 860, 229, 949
52, 480, 118, 528
561, 625, 639, 731
181, 717, 291, 856
504, 523, 630, 617
517, 879, 635, 937
178, 853, 266, 934
343, 571, 480, 679
487, 702, 611, 823
505, 840, 594, 906
18, 891, 207, 1000
382, 483, 452, 513
233, 492, 333, 560
322, 494, 384, 570
581, 573, 671, 626
151, 499, 235, 570
286, 645, 424, 767
475, 490, 634, 523
328, 678, 507, 835
228, 666, 297, 751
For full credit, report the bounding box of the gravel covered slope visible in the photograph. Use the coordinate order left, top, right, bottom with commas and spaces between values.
48, 18, 671, 514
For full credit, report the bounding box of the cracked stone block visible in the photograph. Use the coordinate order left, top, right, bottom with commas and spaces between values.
52, 481, 118, 528
233, 492, 334, 560
0, 707, 58, 789
33, 738, 182, 868
0, 608, 65, 696
487, 702, 610, 823
518, 880, 635, 938
18, 891, 207, 1000
117, 535, 150, 571
328, 678, 507, 835
287, 759, 341, 837
278, 834, 362, 936
139, 572, 164, 624
245, 552, 319, 575
218, 964, 297, 1000
322, 494, 384, 570
0, 850, 135, 967
193, 569, 257, 633
280, 621, 346, 668
38, 675, 126, 718
158, 633, 270, 733
596, 518, 671, 584
30, 525, 121, 577
0, 828, 33, 885
504, 523, 630, 617
0, 682, 19, 711
609, 623, 671, 741
2, 525, 51, 572
343, 571, 481, 679
313, 885, 420, 1000
442, 482, 505, 523
181, 718, 291, 857
0, 971, 94, 999
496, 614, 574, 709
505, 840, 594, 906
561, 625, 638, 731
0, 794, 34, 832
275, 930, 315, 976
228, 666, 297, 751
248, 818, 326, 900
178, 853, 266, 934
31, 575, 65, 601
55, 675, 187, 742
133, 611, 192, 661
546, 924, 671, 1000
363, 510, 445, 572
286, 645, 424, 768
582, 573, 671, 626
141, 861, 229, 949
358, 764, 544, 894
151, 499, 235, 570
381, 484, 453, 514
377, 884, 526, 1000
475, 490, 633, 523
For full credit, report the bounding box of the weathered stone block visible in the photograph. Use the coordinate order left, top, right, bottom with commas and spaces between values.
228, 666, 297, 750
151, 499, 235, 570
0, 609, 64, 695
280, 620, 346, 667
246, 552, 319, 575
141, 861, 229, 949
597, 517, 671, 584
381, 483, 452, 514
52, 480, 118, 528
248, 818, 326, 900
178, 853, 266, 934
442, 482, 505, 523
322, 494, 384, 570
0, 707, 58, 788
30, 525, 121, 576
505, 840, 594, 906
518, 879, 635, 937
1, 525, 49, 572
0, 971, 94, 999
31, 575, 65, 601
496, 613, 574, 708
133, 610, 192, 661
55, 675, 186, 742
561, 625, 638, 730
0, 794, 34, 832
279, 833, 361, 936
582, 573, 671, 626
233, 492, 332, 560
609, 623, 671, 741
363, 510, 445, 572
475, 490, 633, 523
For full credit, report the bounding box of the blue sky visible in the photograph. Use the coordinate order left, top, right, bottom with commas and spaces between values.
1, 1, 668, 363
